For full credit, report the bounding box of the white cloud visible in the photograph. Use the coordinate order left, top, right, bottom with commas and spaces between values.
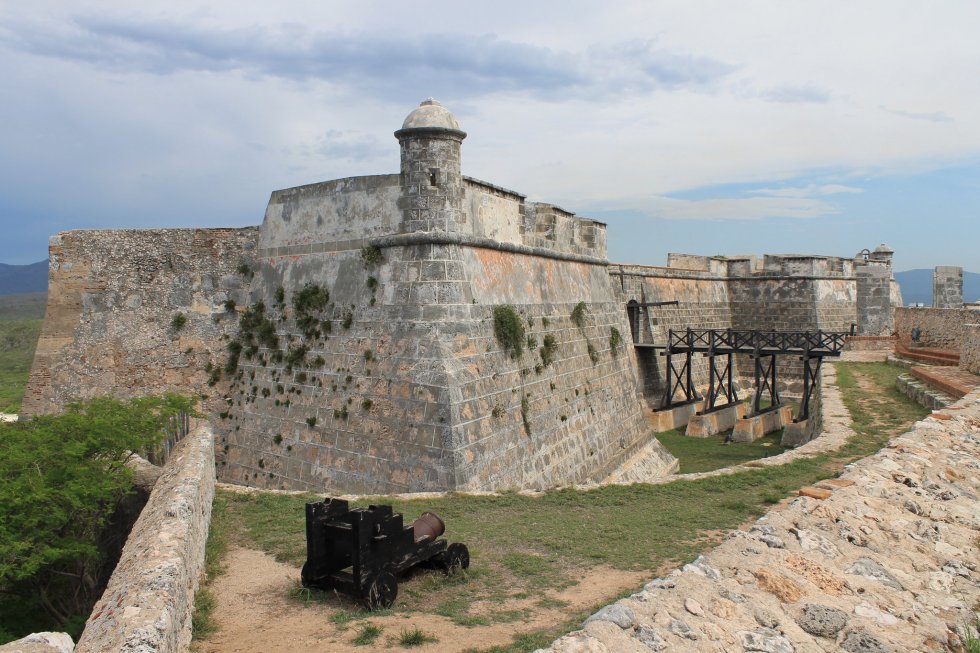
0, 0, 979, 264
747, 184, 863, 199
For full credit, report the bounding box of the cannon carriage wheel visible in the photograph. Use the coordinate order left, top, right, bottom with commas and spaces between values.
363, 570, 398, 610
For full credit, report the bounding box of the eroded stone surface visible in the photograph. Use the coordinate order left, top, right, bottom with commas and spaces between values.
536, 382, 980, 653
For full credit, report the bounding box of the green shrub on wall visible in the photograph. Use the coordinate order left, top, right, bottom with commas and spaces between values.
493, 306, 525, 359
570, 302, 588, 328
609, 327, 623, 355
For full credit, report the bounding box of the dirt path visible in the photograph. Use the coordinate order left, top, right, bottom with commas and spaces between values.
195, 547, 648, 653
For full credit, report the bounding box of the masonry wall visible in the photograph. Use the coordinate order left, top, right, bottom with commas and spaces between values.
932, 265, 963, 308
218, 237, 660, 493
22, 228, 259, 418
75, 425, 214, 653
962, 324, 980, 374
212, 170, 664, 493
893, 306, 975, 349
612, 265, 733, 407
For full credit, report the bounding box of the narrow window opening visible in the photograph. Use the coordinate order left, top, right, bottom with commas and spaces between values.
428, 168, 439, 187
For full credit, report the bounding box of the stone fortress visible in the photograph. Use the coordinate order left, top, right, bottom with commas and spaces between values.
23, 100, 903, 495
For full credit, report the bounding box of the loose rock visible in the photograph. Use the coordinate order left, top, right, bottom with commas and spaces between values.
737, 627, 795, 653
583, 604, 635, 629
847, 557, 904, 591
840, 630, 893, 653
634, 626, 667, 651
795, 604, 848, 637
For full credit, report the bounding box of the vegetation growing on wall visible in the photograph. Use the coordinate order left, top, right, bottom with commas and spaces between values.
293, 283, 330, 339
609, 327, 623, 355
493, 306, 525, 359
570, 302, 587, 328
170, 312, 187, 331
360, 245, 384, 268
539, 335, 558, 367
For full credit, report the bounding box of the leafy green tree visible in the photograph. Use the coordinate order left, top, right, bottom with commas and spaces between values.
0, 394, 196, 641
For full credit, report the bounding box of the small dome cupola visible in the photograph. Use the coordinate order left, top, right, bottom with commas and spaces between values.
397, 98, 465, 135
402, 98, 458, 129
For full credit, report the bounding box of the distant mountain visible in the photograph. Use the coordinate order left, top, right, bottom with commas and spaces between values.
0, 260, 47, 295
894, 268, 980, 306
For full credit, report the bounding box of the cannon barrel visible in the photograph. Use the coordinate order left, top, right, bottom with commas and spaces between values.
411, 511, 445, 543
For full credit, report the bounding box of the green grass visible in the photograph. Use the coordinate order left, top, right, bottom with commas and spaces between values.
398, 627, 437, 647
352, 623, 383, 646
191, 492, 230, 640
208, 361, 927, 652
655, 427, 785, 473
0, 318, 42, 413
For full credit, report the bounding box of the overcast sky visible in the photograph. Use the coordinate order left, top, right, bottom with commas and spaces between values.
1, 1, 978, 271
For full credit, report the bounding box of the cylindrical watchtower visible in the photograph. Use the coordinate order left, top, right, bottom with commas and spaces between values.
394, 99, 468, 234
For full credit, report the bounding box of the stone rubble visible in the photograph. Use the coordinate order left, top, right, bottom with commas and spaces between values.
535, 389, 980, 653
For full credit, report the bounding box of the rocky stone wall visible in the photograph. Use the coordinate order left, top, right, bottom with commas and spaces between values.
961, 324, 980, 374
894, 306, 973, 349
538, 388, 980, 653
21, 228, 259, 418
75, 425, 215, 653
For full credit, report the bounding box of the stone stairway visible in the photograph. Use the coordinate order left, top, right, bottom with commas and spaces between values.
897, 364, 980, 410
893, 343, 960, 366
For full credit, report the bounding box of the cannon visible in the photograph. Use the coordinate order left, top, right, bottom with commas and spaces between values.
300, 497, 470, 609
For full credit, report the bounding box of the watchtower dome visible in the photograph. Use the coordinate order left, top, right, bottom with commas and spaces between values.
394, 99, 467, 233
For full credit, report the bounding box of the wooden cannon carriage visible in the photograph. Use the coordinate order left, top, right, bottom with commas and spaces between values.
300, 497, 469, 609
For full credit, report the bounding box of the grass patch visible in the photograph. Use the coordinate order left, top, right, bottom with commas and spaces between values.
205, 361, 927, 651
191, 492, 230, 640
655, 426, 785, 474
0, 311, 43, 413
398, 627, 437, 647
352, 623, 383, 646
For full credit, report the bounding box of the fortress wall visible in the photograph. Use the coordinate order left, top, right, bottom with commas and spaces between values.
21, 228, 259, 418
612, 265, 734, 406
217, 243, 463, 493
962, 324, 980, 374
813, 279, 858, 331
464, 178, 525, 246
894, 307, 973, 349
258, 175, 401, 253
450, 248, 652, 489
219, 236, 670, 493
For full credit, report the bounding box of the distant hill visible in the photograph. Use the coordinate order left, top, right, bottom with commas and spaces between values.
0, 260, 47, 295
894, 269, 980, 306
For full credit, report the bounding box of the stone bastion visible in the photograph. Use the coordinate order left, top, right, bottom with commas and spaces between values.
22, 100, 902, 495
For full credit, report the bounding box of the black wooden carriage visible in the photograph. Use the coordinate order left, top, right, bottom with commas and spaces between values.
300, 497, 470, 609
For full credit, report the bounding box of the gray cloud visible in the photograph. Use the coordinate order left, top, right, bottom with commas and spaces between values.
0, 14, 734, 100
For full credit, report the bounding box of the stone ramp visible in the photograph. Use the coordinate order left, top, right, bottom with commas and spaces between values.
536, 392, 980, 653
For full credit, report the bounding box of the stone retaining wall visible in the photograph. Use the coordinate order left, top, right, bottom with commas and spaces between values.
894, 306, 974, 349
75, 425, 215, 653
537, 385, 979, 653
962, 324, 980, 375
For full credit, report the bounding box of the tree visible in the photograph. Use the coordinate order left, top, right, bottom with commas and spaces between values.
0, 394, 196, 641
